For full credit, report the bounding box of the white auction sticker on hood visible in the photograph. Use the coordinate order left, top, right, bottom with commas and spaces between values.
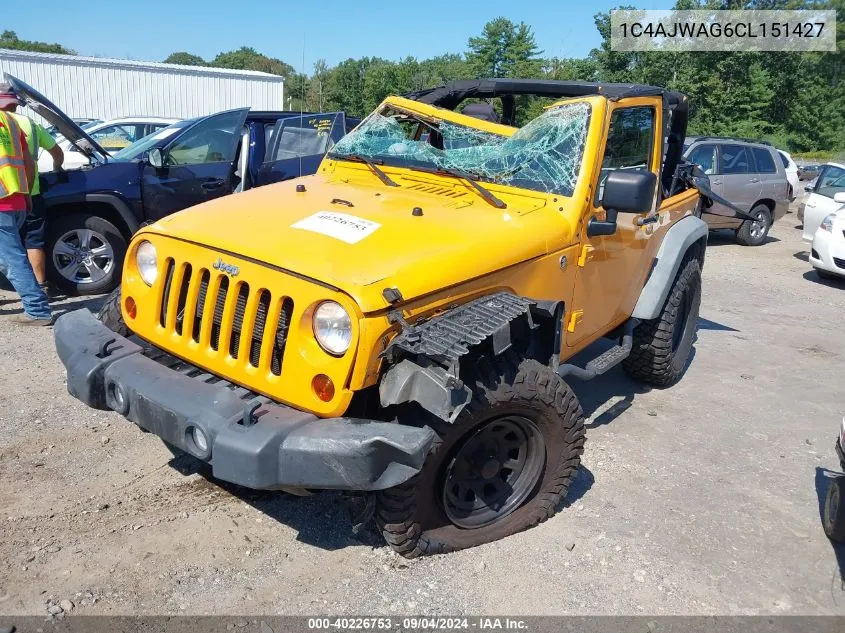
291, 211, 381, 244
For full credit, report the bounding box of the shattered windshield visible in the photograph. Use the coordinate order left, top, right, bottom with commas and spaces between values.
329, 102, 591, 197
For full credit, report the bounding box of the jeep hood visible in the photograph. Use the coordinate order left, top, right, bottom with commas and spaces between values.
149, 173, 577, 312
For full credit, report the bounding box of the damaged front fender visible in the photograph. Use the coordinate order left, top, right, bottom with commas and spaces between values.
378, 292, 536, 423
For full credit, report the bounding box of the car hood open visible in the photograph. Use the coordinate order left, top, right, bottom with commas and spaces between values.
146, 172, 576, 313
5, 73, 109, 162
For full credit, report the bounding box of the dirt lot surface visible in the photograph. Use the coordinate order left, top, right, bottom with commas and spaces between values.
1, 203, 844, 617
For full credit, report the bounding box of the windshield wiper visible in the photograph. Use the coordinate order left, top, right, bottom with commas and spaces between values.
332, 153, 398, 187
430, 167, 506, 209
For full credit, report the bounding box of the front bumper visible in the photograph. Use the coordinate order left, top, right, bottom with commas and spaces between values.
54, 310, 435, 491
810, 227, 845, 278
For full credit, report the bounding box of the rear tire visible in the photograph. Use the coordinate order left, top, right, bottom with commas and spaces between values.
623, 256, 702, 387
97, 287, 129, 337
47, 213, 126, 295
376, 354, 585, 557
823, 476, 845, 542
735, 204, 772, 246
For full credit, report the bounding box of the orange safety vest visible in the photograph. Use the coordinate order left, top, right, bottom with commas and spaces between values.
0, 110, 29, 198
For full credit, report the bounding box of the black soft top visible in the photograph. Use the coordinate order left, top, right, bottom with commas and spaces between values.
406, 78, 689, 194
406, 78, 685, 109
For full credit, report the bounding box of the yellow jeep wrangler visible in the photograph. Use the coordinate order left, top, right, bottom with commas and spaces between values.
55, 79, 713, 557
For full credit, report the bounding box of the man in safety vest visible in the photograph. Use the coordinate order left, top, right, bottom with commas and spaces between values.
0, 108, 52, 325
0, 82, 64, 296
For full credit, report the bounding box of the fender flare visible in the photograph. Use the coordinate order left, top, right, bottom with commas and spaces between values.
44, 193, 140, 236
631, 215, 707, 321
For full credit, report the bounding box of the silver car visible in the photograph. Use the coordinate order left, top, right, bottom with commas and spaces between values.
684, 137, 790, 246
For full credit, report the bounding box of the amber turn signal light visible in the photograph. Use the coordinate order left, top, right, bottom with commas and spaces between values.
312, 374, 335, 402
124, 295, 137, 320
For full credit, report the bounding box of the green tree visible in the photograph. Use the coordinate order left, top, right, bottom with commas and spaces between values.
361, 58, 420, 113
0, 30, 74, 55
587, 0, 845, 152
307, 59, 330, 111
465, 18, 543, 124
286, 72, 309, 111
466, 18, 542, 78
323, 57, 378, 115
211, 47, 295, 78
163, 52, 206, 66
415, 53, 473, 88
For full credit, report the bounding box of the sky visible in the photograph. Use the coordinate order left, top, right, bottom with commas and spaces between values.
14, 0, 670, 73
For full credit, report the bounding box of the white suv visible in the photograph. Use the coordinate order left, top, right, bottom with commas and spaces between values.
40, 116, 178, 172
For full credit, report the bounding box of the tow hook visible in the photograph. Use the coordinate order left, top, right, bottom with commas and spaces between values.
96, 337, 123, 359
241, 399, 264, 427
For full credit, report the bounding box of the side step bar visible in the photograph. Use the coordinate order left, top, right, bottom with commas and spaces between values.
557, 320, 636, 381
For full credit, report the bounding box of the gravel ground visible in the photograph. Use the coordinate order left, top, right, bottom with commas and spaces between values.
0, 202, 844, 617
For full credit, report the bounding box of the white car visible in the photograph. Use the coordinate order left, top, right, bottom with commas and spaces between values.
803, 162, 845, 279
777, 149, 800, 201
39, 116, 178, 171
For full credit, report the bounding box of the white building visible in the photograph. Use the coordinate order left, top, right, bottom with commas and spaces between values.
0, 49, 285, 121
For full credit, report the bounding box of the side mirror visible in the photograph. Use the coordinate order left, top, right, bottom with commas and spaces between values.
588, 170, 657, 237
834, 192, 845, 204
805, 185, 814, 192
148, 147, 165, 168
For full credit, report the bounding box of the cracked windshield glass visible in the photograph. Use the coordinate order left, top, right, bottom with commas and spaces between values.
330, 101, 591, 197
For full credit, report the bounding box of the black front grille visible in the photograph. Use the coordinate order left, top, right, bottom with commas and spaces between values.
250, 290, 271, 367
174, 265, 192, 336
834, 257, 845, 270
271, 298, 294, 376
229, 283, 250, 359
160, 263, 294, 372
159, 259, 175, 328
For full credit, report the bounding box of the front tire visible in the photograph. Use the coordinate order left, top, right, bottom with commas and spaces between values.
623, 256, 702, 387
376, 354, 585, 557
97, 287, 129, 337
735, 204, 772, 246
47, 213, 127, 295
823, 476, 845, 542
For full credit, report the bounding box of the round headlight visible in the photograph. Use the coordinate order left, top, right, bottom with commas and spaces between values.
136, 240, 158, 286
313, 301, 352, 356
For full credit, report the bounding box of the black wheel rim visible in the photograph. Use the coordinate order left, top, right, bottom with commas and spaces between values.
441, 416, 546, 529
672, 287, 693, 352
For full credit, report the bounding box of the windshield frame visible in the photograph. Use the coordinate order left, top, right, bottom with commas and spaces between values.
328, 98, 593, 199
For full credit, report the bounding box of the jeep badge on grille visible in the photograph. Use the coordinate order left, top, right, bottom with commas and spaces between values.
213, 258, 240, 277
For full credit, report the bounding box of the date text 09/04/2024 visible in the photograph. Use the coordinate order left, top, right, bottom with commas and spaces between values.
618, 21, 826, 39
307, 618, 529, 631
